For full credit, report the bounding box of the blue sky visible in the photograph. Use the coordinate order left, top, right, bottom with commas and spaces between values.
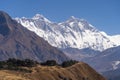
0, 0, 120, 35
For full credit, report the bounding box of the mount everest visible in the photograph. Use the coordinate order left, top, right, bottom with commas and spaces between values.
15, 14, 120, 51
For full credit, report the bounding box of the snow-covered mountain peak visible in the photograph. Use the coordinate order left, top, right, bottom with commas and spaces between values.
61, 17, 96, 32
66, 16, 81, 22
32, 14, 44, 19
15, 15, 120, 51
32, 14, 51, 23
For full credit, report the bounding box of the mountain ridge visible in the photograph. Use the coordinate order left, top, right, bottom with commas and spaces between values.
85, 46, 120, 72
0, 62, 106, 80
0, 11, 69, 63
15, 14, 120, 52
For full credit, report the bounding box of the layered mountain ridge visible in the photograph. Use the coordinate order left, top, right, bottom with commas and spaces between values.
85, 46, 120, 72
15, 14, 120, 51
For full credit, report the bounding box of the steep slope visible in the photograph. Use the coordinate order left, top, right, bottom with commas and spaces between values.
0, 62, 106, 80
85, 46, 120, 72
0, 11, 69, 63
15, 15, 120, 51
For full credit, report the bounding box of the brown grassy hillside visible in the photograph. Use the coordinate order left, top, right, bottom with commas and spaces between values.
0, 62, 106, 80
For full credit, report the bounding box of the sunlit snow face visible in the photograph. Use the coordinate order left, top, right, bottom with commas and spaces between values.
15, 15, 120, 51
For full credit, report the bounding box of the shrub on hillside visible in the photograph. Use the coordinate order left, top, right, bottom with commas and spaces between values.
6, 58, 38, 67
41, 60, 58, 66
0, 59, 79, 70
0, 58, 38, 72
61, 60, 79, 67
41, 60, 79, 67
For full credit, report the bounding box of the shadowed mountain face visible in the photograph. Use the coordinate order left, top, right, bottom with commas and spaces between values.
62, 48, 100, 61
0, 12, 11, 36
85, 46, 120, 72
0, 11, 69, 63
103, 68, 120, 80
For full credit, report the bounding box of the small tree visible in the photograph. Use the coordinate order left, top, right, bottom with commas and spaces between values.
23, 59, 37, 67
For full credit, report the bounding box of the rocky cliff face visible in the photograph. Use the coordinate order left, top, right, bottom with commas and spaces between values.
0, 11, 69, 63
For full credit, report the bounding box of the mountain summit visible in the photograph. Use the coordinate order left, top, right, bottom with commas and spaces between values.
0, 11, 13, 36
15, 14, 120, 51
32, 14, 51, 23
0, 11, 69, 63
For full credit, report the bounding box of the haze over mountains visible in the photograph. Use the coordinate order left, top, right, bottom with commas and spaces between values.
103, 68, 120, 80
85, 46, 120, 72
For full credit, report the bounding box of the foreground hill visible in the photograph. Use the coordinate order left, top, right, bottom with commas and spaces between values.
0, 11, 69, 63
0, 62, 106, 80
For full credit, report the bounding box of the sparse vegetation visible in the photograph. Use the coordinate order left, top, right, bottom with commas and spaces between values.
0, 58, 38, 72
0, 59, 105, 80
41, 60, 58, 66
41, 59, 79, 67
61, 60, 79, 67
0, 58, 79, 71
